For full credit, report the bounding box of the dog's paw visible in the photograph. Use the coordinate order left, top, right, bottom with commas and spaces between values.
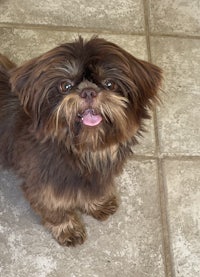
56, 224, 86, 247
45, 219, 86, 247
87, 196, 119, 221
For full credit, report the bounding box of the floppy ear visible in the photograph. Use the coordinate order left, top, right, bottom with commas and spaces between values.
0, 53, 16, 70
9, 57, 40, 116
9, 44, 72, 117
129, 55, 163, 109
92, 38, 162, 108
98, 38, 163, 114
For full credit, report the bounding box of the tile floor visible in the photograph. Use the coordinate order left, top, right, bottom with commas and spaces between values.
0, 1, 199, 276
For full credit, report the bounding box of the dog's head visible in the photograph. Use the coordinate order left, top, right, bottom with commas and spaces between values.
10, 37, 162, 151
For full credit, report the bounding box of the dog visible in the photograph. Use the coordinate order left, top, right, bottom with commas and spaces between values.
0, 37, 162, 246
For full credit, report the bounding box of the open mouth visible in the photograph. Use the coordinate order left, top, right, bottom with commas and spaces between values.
78, 109, 102, 127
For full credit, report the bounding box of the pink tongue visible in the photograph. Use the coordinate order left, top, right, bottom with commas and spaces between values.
82, 110, 102, 126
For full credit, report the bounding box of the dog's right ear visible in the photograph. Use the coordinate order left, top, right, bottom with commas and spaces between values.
0, 53, 16, 70
9, 57, 39, 115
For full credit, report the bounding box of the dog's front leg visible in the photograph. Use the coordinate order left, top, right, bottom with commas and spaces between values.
82, 193, 119, 221
43, 210, 86, 246
21, 182, 86, 246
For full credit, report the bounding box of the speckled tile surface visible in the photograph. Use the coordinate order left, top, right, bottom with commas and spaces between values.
0, 29, 148, 64
149, 0, 200, 35
151, 37, 200, 156
163, 159, 200, 277
0, 0, 144, 33
0, 1, 200, 277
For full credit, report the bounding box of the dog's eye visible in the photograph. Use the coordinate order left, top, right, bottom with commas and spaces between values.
104, 80, 116, 90
60, 81, 73, 93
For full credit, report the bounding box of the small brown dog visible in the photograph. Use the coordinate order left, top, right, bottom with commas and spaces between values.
0, 37, 162, 246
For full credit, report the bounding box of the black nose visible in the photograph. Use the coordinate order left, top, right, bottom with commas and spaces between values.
80, 88, 97, 99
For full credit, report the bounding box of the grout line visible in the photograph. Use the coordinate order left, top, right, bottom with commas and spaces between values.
155, 136, 175, 276
142, 0, 152, 61
151, 32, 200, 40
133, 150, 200, 161
128, 153, 200, 161
0, 22, 145, 37
156, 159, 176, 277
1, 22, 199, 40
159, 154, 200, 161
143, 1, 175, 276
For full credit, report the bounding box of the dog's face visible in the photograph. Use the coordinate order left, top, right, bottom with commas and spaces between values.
10, 37, 162, 151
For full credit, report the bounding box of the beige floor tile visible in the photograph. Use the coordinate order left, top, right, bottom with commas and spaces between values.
0, 0, 144, 33
133, 116, 156, 156
151, 37, 200, 156
149, 0, 200, 35
0, 28, 147, 63
0, 159, 165, 277
163, 159, 200, 277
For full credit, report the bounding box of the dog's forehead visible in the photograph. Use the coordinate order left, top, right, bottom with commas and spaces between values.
51, 40, 128, 80
57, 57, 107, 79
59, 60, 80, 76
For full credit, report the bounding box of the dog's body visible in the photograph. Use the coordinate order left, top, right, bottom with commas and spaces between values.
0, 38, 162, 246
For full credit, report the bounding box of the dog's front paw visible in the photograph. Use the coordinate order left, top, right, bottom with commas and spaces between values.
56, 223, 86, 247
87, 195, 119, 221
45, 218, 86, 247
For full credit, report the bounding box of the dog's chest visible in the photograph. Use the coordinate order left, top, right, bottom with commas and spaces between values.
78, 144, 120, 172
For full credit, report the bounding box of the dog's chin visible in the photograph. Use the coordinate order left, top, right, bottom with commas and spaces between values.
76, 109, 105, 150
38, 106, 136, 152
67, 119, 132, 152
51, 117, 128, 152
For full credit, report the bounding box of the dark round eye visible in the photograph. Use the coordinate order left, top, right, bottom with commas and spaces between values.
104, 80, 116, 90
60, 81, 73, 94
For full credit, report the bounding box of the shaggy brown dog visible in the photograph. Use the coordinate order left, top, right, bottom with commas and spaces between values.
0, 37, 162, 246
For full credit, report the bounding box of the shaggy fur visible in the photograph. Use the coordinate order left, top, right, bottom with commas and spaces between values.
0, 37, 162, 246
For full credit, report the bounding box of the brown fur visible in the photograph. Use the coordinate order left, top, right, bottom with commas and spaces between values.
0, 53, 16, 70
0, 37, 162, 246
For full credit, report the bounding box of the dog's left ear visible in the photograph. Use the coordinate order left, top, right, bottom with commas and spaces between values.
127, 54, 163, 108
